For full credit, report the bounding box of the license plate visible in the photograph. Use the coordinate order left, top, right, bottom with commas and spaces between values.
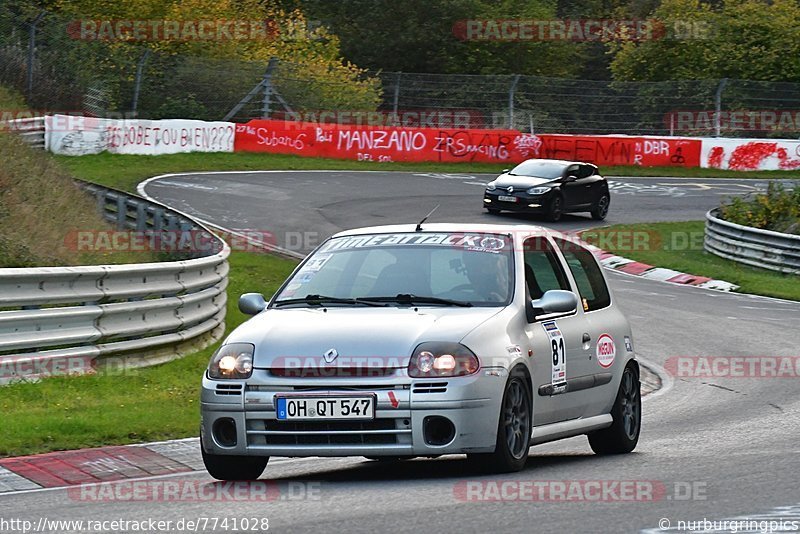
275, 395, 375, 420
498, 195, 517, 202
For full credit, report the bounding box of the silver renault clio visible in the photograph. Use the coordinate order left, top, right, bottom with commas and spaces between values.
200, 223, 640, 479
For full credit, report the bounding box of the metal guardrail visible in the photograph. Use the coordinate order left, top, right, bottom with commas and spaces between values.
705, 209, 800, 275
0, 182, 230, 384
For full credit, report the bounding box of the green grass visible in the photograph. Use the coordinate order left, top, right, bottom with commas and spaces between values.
0, 86, 27, 109
582, 221, 800, 301
57, 151, 800, 194
0, 251, 298, 457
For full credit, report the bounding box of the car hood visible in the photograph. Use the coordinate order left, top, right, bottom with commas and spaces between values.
228, 306, 504, 369
492, 173, 559, 190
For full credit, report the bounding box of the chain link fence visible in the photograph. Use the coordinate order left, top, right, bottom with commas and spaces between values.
3, 7, 800, 137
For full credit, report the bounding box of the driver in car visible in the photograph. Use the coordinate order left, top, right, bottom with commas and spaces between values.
462, 250, 509, 302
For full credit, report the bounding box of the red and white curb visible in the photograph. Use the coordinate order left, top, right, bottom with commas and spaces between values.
0, 438, 202, 494
587, 246, 739, 292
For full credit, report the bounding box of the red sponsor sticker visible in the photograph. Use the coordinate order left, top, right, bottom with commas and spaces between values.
596, 334, 616, 368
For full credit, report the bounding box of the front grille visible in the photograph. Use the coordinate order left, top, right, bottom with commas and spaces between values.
269, 367, 397, 378
215, 383, 243, 396
246, 418, 411, 446
413, 381, 448, 394
288, 384, 399, 392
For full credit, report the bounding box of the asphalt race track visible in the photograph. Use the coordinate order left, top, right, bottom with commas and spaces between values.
1, 172, 798, 533
138, 171, 792, 254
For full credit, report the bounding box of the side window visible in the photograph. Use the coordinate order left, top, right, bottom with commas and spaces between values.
522, 237, 570, 300
577, 164, 595, 178
553, 238, 611, 312
565, 164, 580, 178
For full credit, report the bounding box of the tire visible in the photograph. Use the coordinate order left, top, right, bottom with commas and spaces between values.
468, 372, 532, 473
588, 365, 641, 455
591, 193, 610, 220
201, 440, 269, 481
486, 208, 501, 214
546, 196, 564, 222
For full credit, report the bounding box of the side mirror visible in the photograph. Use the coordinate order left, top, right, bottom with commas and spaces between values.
563, 175, 578, 182
529, 290, 578, 320
502, 168, 510, 173
239, 293, 267, 315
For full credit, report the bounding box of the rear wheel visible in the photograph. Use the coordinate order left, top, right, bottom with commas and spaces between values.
201, 439, 269, 481
546, 196, 563, 222
591, 193, 610, 220
468, 373, 531, 473
588, 365, 641, 454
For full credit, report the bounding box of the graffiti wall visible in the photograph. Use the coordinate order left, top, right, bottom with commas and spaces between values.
233, 120, 523, 163
45, 115, 235, 156
529, 134, 701, 167
700, 138, 800, 171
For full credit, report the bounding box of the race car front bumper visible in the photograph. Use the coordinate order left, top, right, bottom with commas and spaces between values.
200, 368, 508, 457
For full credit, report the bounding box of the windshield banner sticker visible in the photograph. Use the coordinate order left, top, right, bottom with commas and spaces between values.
319, 233, 509, 253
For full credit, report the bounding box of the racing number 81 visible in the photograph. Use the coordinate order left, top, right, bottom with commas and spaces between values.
552, 338, 565, 366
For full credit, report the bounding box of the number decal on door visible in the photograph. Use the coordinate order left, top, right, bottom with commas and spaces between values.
542, 320, 566, 388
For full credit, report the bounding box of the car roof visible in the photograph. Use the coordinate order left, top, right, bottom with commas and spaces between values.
330, 223, 578, 240
515, 158, 596, 167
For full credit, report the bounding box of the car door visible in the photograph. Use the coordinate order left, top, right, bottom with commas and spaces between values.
552, 237, 620, 418
559, 164, 584, 209
520, 235, 590, 425
572, 164, 599, 208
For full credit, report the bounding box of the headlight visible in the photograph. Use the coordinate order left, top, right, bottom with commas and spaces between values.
408, 342, 479, 378
208, 343, 255, 379
486, 182, 496, 191
527, 186, 551, 195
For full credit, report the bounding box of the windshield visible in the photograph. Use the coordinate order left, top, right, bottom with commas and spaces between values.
274, 232, 515, 307
509, 160, 567, 179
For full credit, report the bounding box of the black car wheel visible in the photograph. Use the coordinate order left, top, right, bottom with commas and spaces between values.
467, 372, 531, 473
588, 365, 641, 455
201, 438, 269, 480
546, 195, 563, 222
486, 207, 501, 214
591, 193, 610, 220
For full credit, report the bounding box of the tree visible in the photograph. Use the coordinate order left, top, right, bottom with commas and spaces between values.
299, 0, 584, 76
610, 0, 800, 82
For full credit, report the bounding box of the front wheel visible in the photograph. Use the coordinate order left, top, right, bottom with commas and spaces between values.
468, 373, 531, 473
201, 440, 269, 481
486, 207, 501, 214
591, 193, 610, 220
588, 364, 641, 455
546, 196, 563, 222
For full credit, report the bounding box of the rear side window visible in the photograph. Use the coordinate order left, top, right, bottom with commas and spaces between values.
553, 238, 611, 312
522, 237, 570, 300
577, 164, 596, 178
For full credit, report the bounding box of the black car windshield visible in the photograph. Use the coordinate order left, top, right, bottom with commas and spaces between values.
509, 160, 567, 179
274, 232, 515, 307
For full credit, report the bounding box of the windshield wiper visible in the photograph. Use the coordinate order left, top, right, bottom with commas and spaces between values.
359, 294, 473, 307
274, 294, 387, 307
